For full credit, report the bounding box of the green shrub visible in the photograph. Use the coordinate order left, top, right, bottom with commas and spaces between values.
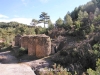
18, 47, 28, 56
52, 46, 98, 71
93, 43, 100, 50
92, 42, 100, 58
60, 50, 68, 56
39, 63, 72, 75
19, 47, 26, 51
87, 59, 100, 75
87, 68, 96, 75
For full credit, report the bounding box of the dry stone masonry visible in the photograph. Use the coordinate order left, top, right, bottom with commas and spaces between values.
15, 34, 22, 46
15, 34, 51, 58
21, 36, 29, 49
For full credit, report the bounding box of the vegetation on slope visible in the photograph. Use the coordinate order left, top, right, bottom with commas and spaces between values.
0, 0, 100, 75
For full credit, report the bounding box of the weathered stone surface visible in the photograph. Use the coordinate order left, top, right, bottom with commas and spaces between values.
28, 34, 51, 58
35, 34, 51, 58
0, 64, 36, 75
21, 36, 29, 49
28, 36, 36, 56
15, 34, 22, 46
15, 34, 51, 58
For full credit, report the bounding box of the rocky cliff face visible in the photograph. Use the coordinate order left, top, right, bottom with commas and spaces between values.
15, 34, 51, 58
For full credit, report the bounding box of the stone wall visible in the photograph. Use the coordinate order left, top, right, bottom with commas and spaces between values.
15, 34, 51, 58
28, 36, 36, 56
21, 36, 29, 49
35, 34, 51, 58
15, 35, 22, 46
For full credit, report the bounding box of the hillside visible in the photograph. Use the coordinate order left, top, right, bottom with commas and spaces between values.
44, 0, 100, 74
0, 0, 100, 75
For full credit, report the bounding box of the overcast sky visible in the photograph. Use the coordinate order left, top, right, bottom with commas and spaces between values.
0, 0, 91, 25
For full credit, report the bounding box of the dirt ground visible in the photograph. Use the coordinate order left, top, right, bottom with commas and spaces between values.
0, 64, 36, 75
0, 50, 53, 75
0, 51, 18, 64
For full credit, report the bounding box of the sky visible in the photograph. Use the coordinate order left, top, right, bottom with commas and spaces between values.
0, 0, 91, 25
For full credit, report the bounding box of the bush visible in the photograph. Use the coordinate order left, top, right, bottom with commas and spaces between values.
52, 46, 97, 71
87, 59, 100, 75
87, 68, 96, 75
39, 63, 72, 75
18, 47, 28, 56
19, 47, 26, 51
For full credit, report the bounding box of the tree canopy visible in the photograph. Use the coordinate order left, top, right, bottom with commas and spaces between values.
39, 12, 50, 28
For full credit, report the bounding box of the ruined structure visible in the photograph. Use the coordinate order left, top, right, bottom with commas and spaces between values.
28, 36, 36, 56
21, 36, 29, 49
35, 35, 51, 58
15, 34, 51, 58
15, 34, 22, 46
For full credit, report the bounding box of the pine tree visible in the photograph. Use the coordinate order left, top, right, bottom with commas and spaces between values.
64, 14, 73, 26
39, 12, 50, 28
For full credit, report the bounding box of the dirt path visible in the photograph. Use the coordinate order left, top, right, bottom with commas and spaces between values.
0, 51, 18, 64
25, 56, 53, 68
0, 64, 36, 75
0, 50, 53, 75
0, 50, 36, 75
